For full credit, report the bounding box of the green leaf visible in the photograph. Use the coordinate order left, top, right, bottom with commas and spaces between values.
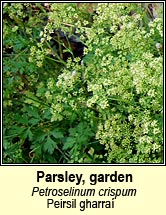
30, 143, 42, 157
63, 137, 76, 150
69, 112, 77, 124
43, 136, 57, 154
69, 127, 77, 136
25, 91, 41, 107
8, 126, 25, 136
15, 114, 29, 125
34, 131, 48, 142
3, 139, 10, 150
51, 129, 64, 139
43, 108, 52, 120
25, 105, 40, 119
29, 118, 40, 125
83, 50, 95, 64
26, 128, 33, 141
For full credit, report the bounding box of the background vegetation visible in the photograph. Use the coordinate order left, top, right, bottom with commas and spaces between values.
3, 3, 163, 163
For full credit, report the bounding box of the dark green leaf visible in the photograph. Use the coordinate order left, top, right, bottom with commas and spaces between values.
25, 105, 40, 119
51, 129, 64, 139
26, 128, 33, 141
43, 136, 57, 154
29, 118, 40, 125
63, 137, 76, 150
43, 108, 52, 120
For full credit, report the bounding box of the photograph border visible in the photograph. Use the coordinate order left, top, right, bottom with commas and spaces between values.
1, 0, 165, 166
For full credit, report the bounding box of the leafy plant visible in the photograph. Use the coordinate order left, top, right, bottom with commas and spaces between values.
3, 3, 163, 163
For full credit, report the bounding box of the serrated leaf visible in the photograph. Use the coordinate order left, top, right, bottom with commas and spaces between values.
30, 143, 42, 156
35, 132, 48, 142
9, 126, 25, 135
43, 136, 57, 154
51, 129, 64, 139
25, 105, 40, 119
43, 108, 51, 120
63, 137, 76, 150
26, 128, 33, 141
15, 115, 29, 125
29, 118, 40, 125
69, 127, 77, 136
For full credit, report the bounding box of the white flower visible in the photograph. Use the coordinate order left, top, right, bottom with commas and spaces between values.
155, 43, 162, 50
40, 31, 43, 37
153, 128, 160, 135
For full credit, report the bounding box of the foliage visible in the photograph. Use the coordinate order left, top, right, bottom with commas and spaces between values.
3, 3, 163, 163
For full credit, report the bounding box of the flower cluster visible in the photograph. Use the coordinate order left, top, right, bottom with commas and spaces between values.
4, 3, 162, 163
31, 3, 163, 163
